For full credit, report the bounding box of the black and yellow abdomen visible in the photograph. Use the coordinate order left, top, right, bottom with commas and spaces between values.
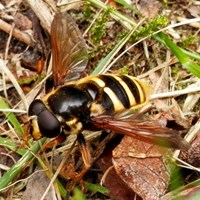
77, 74, 150, 114
44, 74, 150, 118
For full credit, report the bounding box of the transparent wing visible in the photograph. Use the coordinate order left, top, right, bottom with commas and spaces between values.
51, 12, 88, 86
91, 115, 189, 149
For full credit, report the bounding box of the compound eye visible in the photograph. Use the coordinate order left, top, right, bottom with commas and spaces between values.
28, 99, 45, 116
37, 109, 61, 138
28, 99, 61, 138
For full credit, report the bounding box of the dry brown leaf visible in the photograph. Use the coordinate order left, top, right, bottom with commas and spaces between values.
180, 120, 200, 167
137, 0, 162, 19
14, 12, 32, 30
100, 165, 137, 200
180, 140, 200, 167
22, 167, 54, 200
112, 136, 170, 200
152, 99, 191, 129
97, 137, 137, 200
187, 5, 200, 18
168, 102, 191, 129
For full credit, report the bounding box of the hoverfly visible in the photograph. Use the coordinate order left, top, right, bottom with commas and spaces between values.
28, 12, 189, 175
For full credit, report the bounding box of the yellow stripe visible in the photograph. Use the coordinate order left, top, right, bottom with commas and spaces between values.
76, 76, 105, 88
104, 87, 124, 111
107, 75, 137, 106
89, 76, 105, 87
126, 75, 146, 103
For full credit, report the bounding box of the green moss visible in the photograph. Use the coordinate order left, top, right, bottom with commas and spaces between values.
119, 65, 129, 75
90, 11, 110, 44
132, 15, 168, 41
84, 2, 92, 18
182, 35, 197, 48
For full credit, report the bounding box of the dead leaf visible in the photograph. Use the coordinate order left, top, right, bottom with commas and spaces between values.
152, 99, 191, 129
180, 129, 200, 167
22, 167, 53, 200
113, 136, 170, 200
97, 136, 137, 200
14, 12, 32, 30
187, 5, 200, 17
137, 0, 162, 19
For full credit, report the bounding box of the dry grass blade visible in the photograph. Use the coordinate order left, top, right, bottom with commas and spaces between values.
0, 59, 28, 111
150, 87, 200, 100
25, 0, 53, 33
183, 79, 200, 112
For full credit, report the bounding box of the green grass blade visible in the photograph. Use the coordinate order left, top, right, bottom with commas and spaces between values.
182, 49, 200, 61
154, 32, 200, 77
164, 178, 200, 199
0, 136, 26, 156
71, 188, 86, 200
0, 96, 24, 136
0, 137, 67, 196
188, 192, 200, 200
86, 182, 109, 195
0, 138, 46, 191
56, 180, 67, 197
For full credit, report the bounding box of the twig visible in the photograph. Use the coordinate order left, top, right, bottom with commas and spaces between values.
150, 87, 200, 100
0, 19, 34, 47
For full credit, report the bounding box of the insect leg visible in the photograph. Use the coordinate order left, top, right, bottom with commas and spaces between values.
77, 133, 91, 169
42, 132, 66, 151
18, 122, 32, 149
67, 133, 91, 191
